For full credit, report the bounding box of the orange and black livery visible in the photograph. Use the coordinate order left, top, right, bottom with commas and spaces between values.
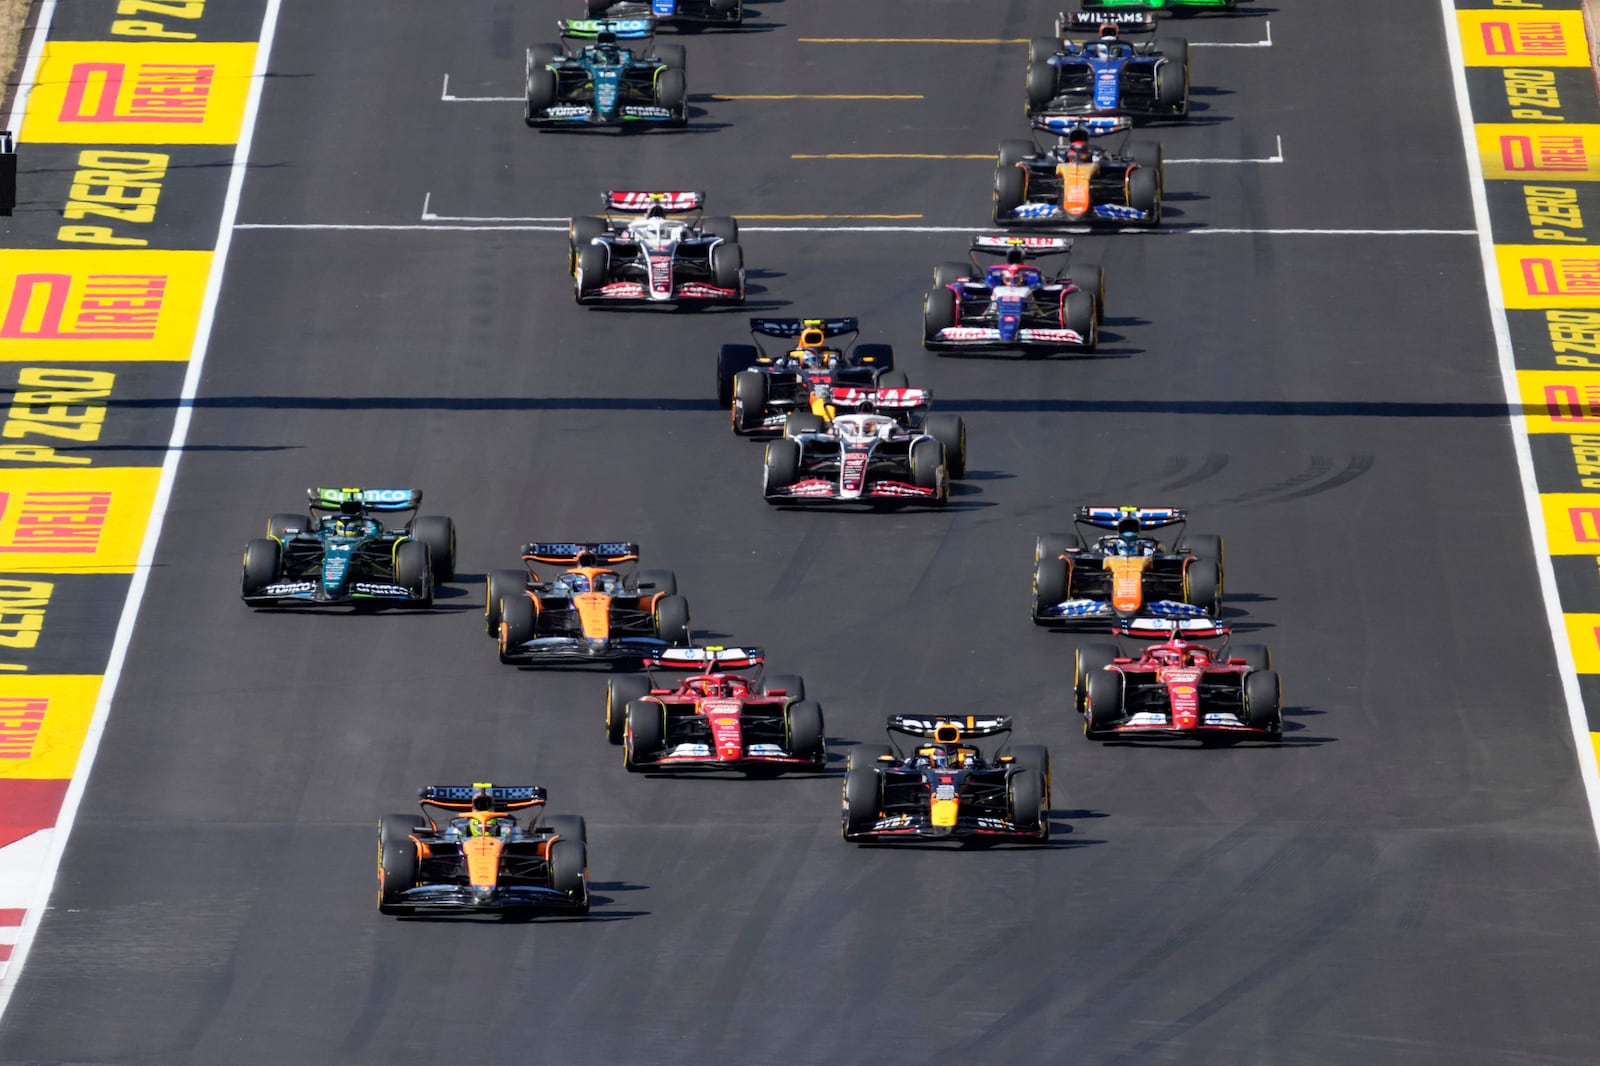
1033, 505, 1223, 626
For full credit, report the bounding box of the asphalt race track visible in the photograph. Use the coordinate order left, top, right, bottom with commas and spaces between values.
6, 1, 1600, 1064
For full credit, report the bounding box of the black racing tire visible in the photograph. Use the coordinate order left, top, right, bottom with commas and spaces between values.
732, 370, 768, 434
998, 139, 1034, 168
606, 675, 651, 745
1182, 533, 1224, 592
634, 569, 678, 597
1010, 744, 1051, 802
527, 44, 563, 69
1245, 669, 1282, 737
702, 215, 739, 243
760, 674, 806, 701
710, 0, 739, 12
850, 743, 893, 769
994, 164, 1026, 223
1132, 141, 1164, 173
1032, 555, 1069, 625
378, 813, 426, 913
411, 515, 456, 582
395, 540, 433, 607
1085, 669, 1123, 738
525, 67, 557, 124
241, 538, 281, 603
1233, 644, 1272, 670
784, 412, 825, 438
924, 413, 967, 479
909, 437, 945, 494
485, 569, 527, 637
718, 344, 758, 407
655, 44, 687, 72
584, 0, 611, 13
624, 698, 665, 770
933, 261, 969, 287
655, 68, 687, 110
267, 512, 305, 539
1009, 769, 1048, 838
875, 369, 910, 389
547, 837, 589, 914
1128, 165, 1161, 224
1029, 36, 1061, 65
712, 241, 744, 293
1072, 260, 1105, 316
785, 699, 826, 767
568, 215, 607, 273
923, 287, 957, 349
1154, 39, 1190, 112
1026, 58, 1057, 112
842, 763, 882, 838
543, 814, 588, 846
499, 591, 536, 661
1034, 532, 1084, 563
576, 243, 609, 300
1183, 557, 1221, 614
1063, 288, 1098, 350
854, 342, 895, 373
1074, 643, 1118, 711
764, 439, 802, 498
653, 594, 691, 645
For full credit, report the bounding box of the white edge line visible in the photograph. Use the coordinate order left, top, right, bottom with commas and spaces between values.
232, 223, 1475, 236
0, 0, 285, 1022
1438, 0, 1600, 848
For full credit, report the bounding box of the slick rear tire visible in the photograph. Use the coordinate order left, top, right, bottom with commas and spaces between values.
656, 44, 687, 73
732, 370, 768, 435
702, 215, 739, 243
785, 699, 826, 767
1154, 40, 1189, 113
411, 515, 456, 582
1233, 644, 1271, 670
267, 512, 305, 538
998, 139, 1034, 168
395, 540, 433, 607
653, 594, 691, 645
1029, 36, 1061, 65
543, 814, 588, 845
576, 244, 608, 301
1062, 289, 1098, 351
1085, 670, 1123, 738
1183, 533, 1224, 592
499, 591, 536, 661
606, 675, 651, 745
764, 439, 802, 499
842, 762, 882, 838
1010, 744, 1051, 801
933, 261, 969, 288
624, 699, 665, 771
712, 241, 744, 293
1032, 555, 1069, 626
633, 569, 678, 597
1074, 643, 1118, 711
485, 569, 527, 637
1034, 533, 1083, 564
242, 537, 281, 603
1183, 557, 1221, 615
910, 438, 945, 495
1245, 669, 1282, 738
760, 674, 806, 701
994, 164, 1026, 224
547, 837, 590, 914
924, 413, 967, 479
569, 215, 607, 273
850, 743, 893, 769
1009, 770, 1048, 839
784, 412, 825, 438
655, 68, 686, 111
378, 813, 425, 914
718, 344, 758, 408
923, 287, 957, 351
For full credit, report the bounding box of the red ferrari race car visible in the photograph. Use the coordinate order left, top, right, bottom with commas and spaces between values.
1075, 625, 1281, 744
606, 646, 826, 774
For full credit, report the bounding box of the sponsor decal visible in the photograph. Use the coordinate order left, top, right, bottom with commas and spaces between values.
1019, 328, 1084, 343
940, 327, 997, 340
1477, 126, 1600, 182
1519, 371, 1600, 431
0, 675, 101, 778
260, 581, 314, 595
622, 106, 673, 119
0, 250, 210, 360
1498, 247, 1600, 308
1093, 203, 1147, 221
0, 580, 52, 669
353, 583, 410, 596
1011, 203, 1062, 219
544, 106, 591, 117
22, 41, 257, 144
1540, 493, 1600, 553
57, 150, 171, 247
1458, 11, 1587, 67
0, 468, 160, 574
1, 368, 116, 465
1562, 614, 1600, 673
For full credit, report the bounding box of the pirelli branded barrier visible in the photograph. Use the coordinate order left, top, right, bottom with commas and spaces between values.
0, 0, 270, 982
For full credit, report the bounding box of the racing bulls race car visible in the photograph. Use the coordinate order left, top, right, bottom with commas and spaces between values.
524, 19, 686, 129
583, 0, 743, 29
780, 383, 968, 479
1033, 505, 1223, 625
240, 488, 456, 609
571, 191, 744, 306
842, 716, 1051, 844
764, 412, 950, 506
377, 784, 589, 916
1027, 23, 1189, 133
1074, 627, 1281, 743
486, 542, 691, 666
605, 646, 826, 773
994, 126, 1162, 227
922, 234, 1103, 354
718, 318, 901, 434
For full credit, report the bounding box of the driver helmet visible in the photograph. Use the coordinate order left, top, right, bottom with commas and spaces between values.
332, 498, 366, 536
562, 572, 592, 593
1064, 127, 1093, 163
1114, 516, 1142, 556
1168, 640, 1195, 667
645, 202, 667, 220
700, 678, 728, 698
1098, 22, 1120, 42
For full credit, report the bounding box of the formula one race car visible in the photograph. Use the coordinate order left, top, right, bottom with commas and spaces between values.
377, 784, 589, 916
1027, 23, 1188, 132
842, 716, 1051, 844
922, 234, 1103, 354
583, 0, 743, 29
240, 488, 456, 609
994, 126, 1162, 228
524, 19, 686, 129
764, 412, 950, 506
604, 646, 826, 773
1077, 0, 1237, 18
571, 191, 744, 306
1074, 627, 1281, 743
779, 384, 968, 478
1033, 506, 1222, 624
486, 542, 691, 666
717, 318, 901, 433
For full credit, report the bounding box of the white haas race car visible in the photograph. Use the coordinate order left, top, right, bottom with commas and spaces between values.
763, 412, 951, 506
570, 190, 745, 306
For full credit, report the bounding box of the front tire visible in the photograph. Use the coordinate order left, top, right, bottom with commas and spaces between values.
378, 813, 426, 914
576, 243, 608, 301
624, 699, 665, 771
241, 537, 282, 604
1009, 770, 1048, 839
764, 439, 802, 499
653, 594, 691, 645
1245, 670, 1282, 738
718, 344, 758, 408
395, 540, 433, 607
547, 837, 590, 914
923, 413, 967, 478
1085, 670, 1123, 738
1032, 555, 1069, 625
784, 700, 826, 768
994, 164, 1026, 224
499, 592, 536, 662
842, 763, 882, 838
411, 515, 456, 582
732, 370, 768, 435
606, 675, 651, 745
485, 569, 527, 636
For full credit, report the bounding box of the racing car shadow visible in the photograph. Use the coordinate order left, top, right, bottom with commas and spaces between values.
855, 831, 1104, 852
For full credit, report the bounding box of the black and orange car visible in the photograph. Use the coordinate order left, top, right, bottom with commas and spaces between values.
486, 542, 690, 666
1033, 505, 1222, 625
377, 783, 589, 916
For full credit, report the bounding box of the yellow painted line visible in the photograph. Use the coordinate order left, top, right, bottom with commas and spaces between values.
703, 94, 923, 100
739, 214, 923, 220
1457, 11, 1588, 67
791, 153, 996, 160
0, 675, 102, 778
1593, 733, 1600, 771
799, 37, 1025, 44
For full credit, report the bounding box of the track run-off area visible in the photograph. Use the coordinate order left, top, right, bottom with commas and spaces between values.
2, 1, 1600, 1064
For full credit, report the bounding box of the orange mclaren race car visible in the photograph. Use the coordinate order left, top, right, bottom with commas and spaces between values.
604, 646, 825, 773
1033, 505, 1222, 625
485, 542, 690, 666
377, 784, 588, 916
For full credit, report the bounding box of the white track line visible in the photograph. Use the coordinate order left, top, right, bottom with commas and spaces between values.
0, 0, 285, 1023
234, 222, 1475, 236
1190, 21, 1272, 48
421, 191, 566, 223
1437, 0, 1600, 848
440, 74, 520, 103
1169, 135, 1283, 165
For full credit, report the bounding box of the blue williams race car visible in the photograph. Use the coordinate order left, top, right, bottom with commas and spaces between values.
240, 488, 456, 609
994, 126, 1162, 228
583, 0, 743, 30
1027, 22, 1188, 133
922, 234, 1103, 354
525, 19, 687, 129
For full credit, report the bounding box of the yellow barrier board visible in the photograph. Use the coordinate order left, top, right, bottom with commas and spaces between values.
0, 249, 210, 361
1458, 11, 1589, 67
0, 675, 101, 779
1497, 246, 1600, 308
1540, 492, 1600, 553
1516, 369, 1600, 432
20, 41, 257, 145
0, 468, 161, 574
1476, 125, 1600, 182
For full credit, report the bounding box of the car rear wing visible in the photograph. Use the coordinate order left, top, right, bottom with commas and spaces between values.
604, 190, 705, 214
419, 784, 548, 812
307, 487, 422, 513
1064, 8, 1157, 32
559, 17, 656, 39
829, 386, 929, 411
887, 715, 1014, 741
646, 645, 765, 671
971, 234, 1072, 258
1117, 607, 1227, 640
1076, 505, 1187, 531
750, 317, 859, 342
520, 541, 640, 565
